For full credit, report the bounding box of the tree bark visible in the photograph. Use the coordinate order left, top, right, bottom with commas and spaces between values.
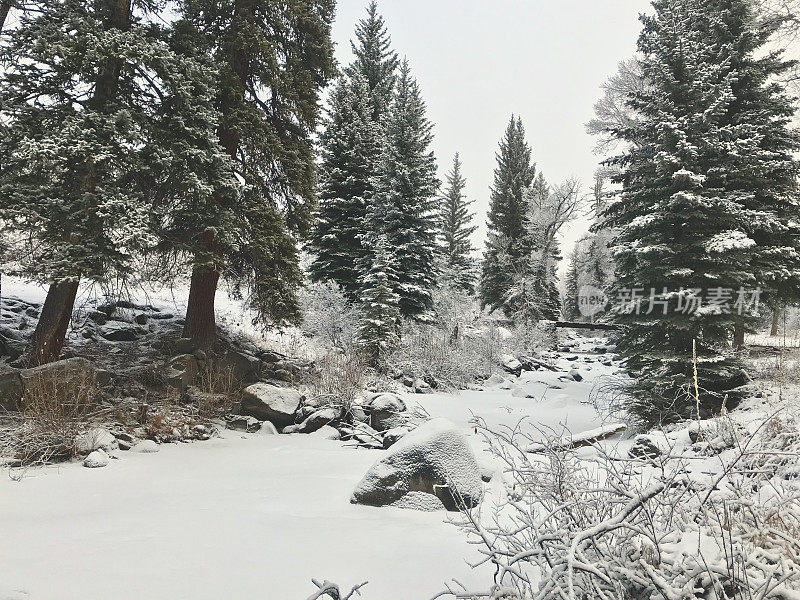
770, 305, 781, 336
26, 280, 79, 366
183, 0, 252, 349
733, 321, 745, 350
26, 0, 131, 365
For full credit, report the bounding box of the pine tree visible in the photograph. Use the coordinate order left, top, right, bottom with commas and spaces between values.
308, 1, 397, 298
480, 116, 537, 315
178, 0, 336, 348
367, 60, 439, 318
346, 0, 399, 125
358, 237, 400, 365
0, 0, 225, 364
438, 153, 478, 293
563, 247, 581, 321
308, 74, 384, 298
602, 0, 800, 425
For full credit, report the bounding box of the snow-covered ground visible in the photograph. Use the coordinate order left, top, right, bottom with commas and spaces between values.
0, 276, 624, 599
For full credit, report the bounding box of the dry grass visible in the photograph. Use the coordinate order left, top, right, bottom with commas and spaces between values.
1, 365, 101, 469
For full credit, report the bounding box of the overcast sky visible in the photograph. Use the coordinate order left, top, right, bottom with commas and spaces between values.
330, 0, 651, 276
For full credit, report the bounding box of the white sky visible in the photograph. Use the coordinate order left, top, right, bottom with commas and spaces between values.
330, 0, 651, 276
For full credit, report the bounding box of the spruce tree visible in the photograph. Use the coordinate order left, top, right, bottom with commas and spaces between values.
0, 0, 225, 364
563, 247, 581, 321
367, 60, 439, 318
308, 1, 397, 298
178, 0, 336, 348
308, 74, 384, 298
480, 116, 537, 315
602, 0, 800, 425
358, 236, 400, 365
438, 154, 478, 293
346, 0, 399, 125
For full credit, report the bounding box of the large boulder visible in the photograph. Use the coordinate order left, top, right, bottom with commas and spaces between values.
99, 322, 144, 342
219, 350, 262, 384
366, 392, 407, 432
351, 418, 484, 511
297, 407, 342, 433
241, 383, 301, 428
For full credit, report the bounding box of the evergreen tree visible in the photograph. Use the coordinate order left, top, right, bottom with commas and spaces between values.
367, 60, 439, 318
438, 153, 477, 293
563, 247, 581, 321
346, 0, 399, 124
308, 74, 384, 298
178, 0, 336, 348
358, 237, 400, 365
308, 1, 397, 298
602, 0, 800, 425
0, 0, 226, 364
480, 116, 537, 315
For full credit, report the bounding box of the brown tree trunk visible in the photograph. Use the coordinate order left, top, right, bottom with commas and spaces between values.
183, 0, 252, 350
26, 0, 131, 365
26, 280, 79, 366
771, 305, 781, 337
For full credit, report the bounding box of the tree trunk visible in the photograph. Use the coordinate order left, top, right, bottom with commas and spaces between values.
770, 305, 781, 336
26, 0, 131, 365
183, 0, 252, 349
26, 280, 79, 366
733, 321, 745, 350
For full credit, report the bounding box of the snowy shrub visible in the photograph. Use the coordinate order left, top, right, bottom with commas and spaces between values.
449, 411, 800, 600
307, 350, 366, 415
0, 365, 100, 468
300, 281, 361, 351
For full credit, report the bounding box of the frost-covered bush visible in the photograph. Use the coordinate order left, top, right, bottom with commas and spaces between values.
299, 281, 361, 351
451, 411, 800, 600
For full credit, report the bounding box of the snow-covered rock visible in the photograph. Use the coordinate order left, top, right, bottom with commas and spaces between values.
257, 421, 279, 436
351, 417, 484, 511
341, 422, 384, 449
99, 322, 144, 342
75, 428, 118, 454
382, 426, 411, 448
366, 392, 407, 432
131, 440, 159, 453
309, 425, 340, 440
485, 373, 506, 387
413, 378, 431, 394
225, 415, 262, 433
241, 383, 301, 428
500, 354, 522, 377
569, 368, 583, 382
83, 449, 109, 468
297, 407, 341, 433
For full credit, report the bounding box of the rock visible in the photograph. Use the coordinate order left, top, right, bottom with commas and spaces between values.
241, 383, 301, 428
131, 440, 159, 453
257, 421, 279, 435
283, 424, 300, 434
390, 491, 446, 511
75, 428, 118, 454
382, 426, 410, 449
166, 354, 199, 389
297, 407, 341, 433
628, 435, 662, 460
500, 354, 522, 377
367, 392, 407, 432
134, 314, 148, 325
0, 369, 23, 411
341, 422, 384, 449
310, 425, 341, 440
485, 373, 506, 387
226, 415, 262, 433
99, 322, 144, 341
569, 368, 583, 382
351, 418, 484, 511
413, 378, 431, 394
83, 450, 109, 468
219, 350, 262, 384
173, 337, 195, 355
